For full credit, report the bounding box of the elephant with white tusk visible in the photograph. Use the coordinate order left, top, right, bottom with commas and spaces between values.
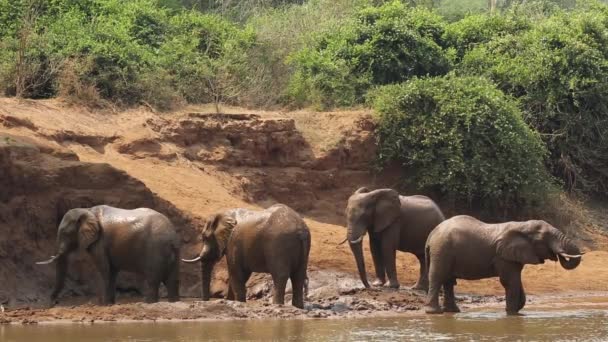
182, 204, 311, 309
345, 187, 445, 291
424, 215, 583, 315
37, 205, 181, 305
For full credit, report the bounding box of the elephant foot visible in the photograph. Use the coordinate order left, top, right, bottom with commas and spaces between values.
372, 279, 386, 287
386, 280, 400, 289
410, 284, 428, 292
442, 304, 461, 313
424, 305, 444, 314
506, 311, 524, 316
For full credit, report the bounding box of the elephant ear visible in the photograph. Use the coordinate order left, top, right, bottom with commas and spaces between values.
373, 190, 401, 233
496, 230, 541, 265
354, 187, 370, 194
214, 215, 237, 255
77, 209, 101, 250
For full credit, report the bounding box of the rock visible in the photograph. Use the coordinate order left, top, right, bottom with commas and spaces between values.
331, 302, 349, 313
307, 310, 329, 318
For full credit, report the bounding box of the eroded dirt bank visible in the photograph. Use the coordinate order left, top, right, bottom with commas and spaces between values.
1, 98, 607, 324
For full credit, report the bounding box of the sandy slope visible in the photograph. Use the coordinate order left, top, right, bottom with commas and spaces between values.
1, 98, 608, 323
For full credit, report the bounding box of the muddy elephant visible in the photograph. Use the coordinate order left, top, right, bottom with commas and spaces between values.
182, 204, 311, 308
345, 187, 445, 290
37, 205, 180, 305
425, 215, 583, 315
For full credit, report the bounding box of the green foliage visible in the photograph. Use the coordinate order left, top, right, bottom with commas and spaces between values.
287, 1, 450, 108
435, 0, 487, 22
242, 0, 368, 107
371, 75, 552, 209
459, 4, 608, 195
443, 13, 530, 61
0, 0, 253, 109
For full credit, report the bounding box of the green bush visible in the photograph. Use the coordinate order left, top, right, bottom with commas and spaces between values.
242, 0, 369, 107
158, 11, 255, 105
287, 0, 450, 108
443, 13, 530, 61
370, 75, 552, 209
435, 0, 487, 22
459, 5, 608, 195
0, 0, 254, 109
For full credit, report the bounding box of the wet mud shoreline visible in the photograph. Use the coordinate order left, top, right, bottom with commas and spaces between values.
3, 269, 605, 326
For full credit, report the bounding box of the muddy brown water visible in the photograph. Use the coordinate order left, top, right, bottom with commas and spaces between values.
2, 309, 608, 341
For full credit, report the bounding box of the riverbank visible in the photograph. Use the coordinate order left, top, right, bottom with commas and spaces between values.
1, 98, 608, 325
2, 265, 608, 325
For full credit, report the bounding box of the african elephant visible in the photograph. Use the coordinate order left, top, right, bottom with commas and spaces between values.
36, 205, 180, 305
182, 204, 310, 308
425, 215, 583, 315
345, 187, 445, 290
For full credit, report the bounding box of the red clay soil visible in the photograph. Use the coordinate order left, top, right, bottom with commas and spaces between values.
0, 98, 607, 323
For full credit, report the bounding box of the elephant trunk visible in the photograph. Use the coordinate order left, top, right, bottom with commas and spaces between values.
551, 231, 582, 270
50, 254, 68, 301
201, 261, 214, 301
347, 222, 369, 288
349, 241, 370, 288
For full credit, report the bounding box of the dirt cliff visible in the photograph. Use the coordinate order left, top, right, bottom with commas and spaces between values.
0, 98, 607, 323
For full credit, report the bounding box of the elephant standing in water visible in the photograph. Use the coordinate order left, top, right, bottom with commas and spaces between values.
182, 204, 311, 308
37, 205, 181, 305
425, 215, 583, 315
345, 187, 445, 290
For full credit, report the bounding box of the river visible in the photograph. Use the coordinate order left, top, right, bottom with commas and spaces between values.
2, 307, 608, 341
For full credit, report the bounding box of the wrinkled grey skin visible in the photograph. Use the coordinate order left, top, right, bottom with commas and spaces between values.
425, 215, 583, 315
37, 205, 180, 305
346, 187, 445, 290
183, 204, 310, 309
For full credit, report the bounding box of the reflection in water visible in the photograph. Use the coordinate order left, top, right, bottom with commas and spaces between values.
2, 309, 608, 342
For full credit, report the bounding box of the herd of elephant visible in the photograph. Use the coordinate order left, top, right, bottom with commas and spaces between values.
36, 187, 584, 316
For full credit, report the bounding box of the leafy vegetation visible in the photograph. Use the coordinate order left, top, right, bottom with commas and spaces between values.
371, 75, 552, 210
459, 4, 608, 195
287, 1, 450, 108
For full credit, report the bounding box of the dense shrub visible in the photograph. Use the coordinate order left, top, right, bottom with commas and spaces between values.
287, 1, 450, 108
242, 0, 368, 107
460, 6, 608, 195
443, 13, 530, 61
370, 75, 552, 209
0, 0, 254, 109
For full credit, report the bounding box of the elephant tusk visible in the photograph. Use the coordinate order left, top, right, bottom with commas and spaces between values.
337, 238, 348, 246
181, 256, 202, 263
349, 236, 364, 244
36, 255, 59, 265
559, 253, 583, 259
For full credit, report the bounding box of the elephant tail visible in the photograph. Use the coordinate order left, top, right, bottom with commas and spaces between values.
300, 228, 311, 298
425, 245, 431, 276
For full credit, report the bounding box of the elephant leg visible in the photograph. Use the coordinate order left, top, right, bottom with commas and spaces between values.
499, 266, 524, 315
518, 286, 526, 312
370, 236, 386, 287
272, 274, 289, 306
424, 256, 445, 314
290, 269, 307, 309
226, 283, 235, 301
145, 276, 161, 303
442, 278, 460, 313
411, 254, 428, 291
230, 270, 251, 303
163, 265, 179, 303
381, 239, 399, 289
107, 268, 118, 305
90, 248, 113, 305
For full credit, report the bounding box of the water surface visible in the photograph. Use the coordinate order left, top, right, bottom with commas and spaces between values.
2, 307, 608, 341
